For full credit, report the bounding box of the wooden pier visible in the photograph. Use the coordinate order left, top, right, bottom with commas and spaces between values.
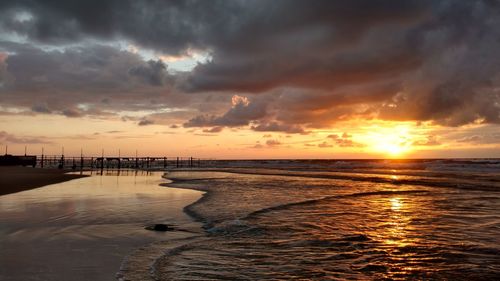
31, 155, 211, 171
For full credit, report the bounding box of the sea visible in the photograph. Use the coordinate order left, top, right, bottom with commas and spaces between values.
125, 159, 500, 280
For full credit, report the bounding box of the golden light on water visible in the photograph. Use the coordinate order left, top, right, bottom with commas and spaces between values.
383, 194, 424, 252
390, 197, 403, 211
384, 196, 406, 246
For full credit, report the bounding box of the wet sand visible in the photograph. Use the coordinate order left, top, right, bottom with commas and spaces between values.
0, 171, 204, 281
0, 167, 87, 196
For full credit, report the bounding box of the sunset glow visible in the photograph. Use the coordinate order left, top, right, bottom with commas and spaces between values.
365, 126, 413, 157
1, 2, 500, 281
0, 1, 498, 159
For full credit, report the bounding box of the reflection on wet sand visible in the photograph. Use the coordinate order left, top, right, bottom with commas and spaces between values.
0, 171, 203, 281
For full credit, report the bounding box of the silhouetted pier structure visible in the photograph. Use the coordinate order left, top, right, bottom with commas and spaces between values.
0, 155, 37, 167
32, 155, 210, 171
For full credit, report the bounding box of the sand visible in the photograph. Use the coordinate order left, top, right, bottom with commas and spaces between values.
0, 166, 87, 196
0, 171, 204, 281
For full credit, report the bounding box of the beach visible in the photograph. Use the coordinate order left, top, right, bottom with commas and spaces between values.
1, 0, 499, 279
1, 160, 499, 280
0, 167, 88, 196
0, 170, 203, 281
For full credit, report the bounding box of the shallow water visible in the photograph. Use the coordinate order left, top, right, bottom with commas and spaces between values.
154, 160, 500, 280
0, 170, 202, 281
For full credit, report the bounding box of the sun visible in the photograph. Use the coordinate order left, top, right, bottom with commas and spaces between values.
379, 142, 409, 156
365, 125, 414, 157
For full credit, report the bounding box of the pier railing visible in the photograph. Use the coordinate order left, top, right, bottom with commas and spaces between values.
31, 155, 213, 170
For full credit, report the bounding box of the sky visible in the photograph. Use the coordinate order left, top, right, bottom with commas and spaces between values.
0, 0, 499, 159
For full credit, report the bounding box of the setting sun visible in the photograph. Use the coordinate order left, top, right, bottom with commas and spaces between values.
379, 143, 409, 156
365, 125, 413, 156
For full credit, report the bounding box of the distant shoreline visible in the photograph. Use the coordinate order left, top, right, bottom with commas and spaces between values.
0, 167, 88, 196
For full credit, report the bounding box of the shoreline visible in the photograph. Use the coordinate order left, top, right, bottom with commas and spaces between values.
0, 171, 204, 281
0, 166, 88, 196
113, 172, 213, 280
161, 171, 214, 228
114, 175, 208, 281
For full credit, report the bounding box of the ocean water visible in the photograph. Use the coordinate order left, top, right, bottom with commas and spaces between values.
145, 159, 500, 280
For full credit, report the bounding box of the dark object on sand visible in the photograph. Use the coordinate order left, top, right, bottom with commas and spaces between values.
0, 155, 37, 167
145, 224, 175, 231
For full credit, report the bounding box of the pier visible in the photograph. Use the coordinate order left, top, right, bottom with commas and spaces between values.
3, 154, 212, 171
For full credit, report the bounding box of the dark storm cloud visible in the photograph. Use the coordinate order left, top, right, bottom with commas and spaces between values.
0, 41, 195, 118
0, 52, 8, 85
0, 0, 499, 130
31, 103, 51, 113
0, 0, 429, 52
129, 60, 169, 86
376, 1, 500, 126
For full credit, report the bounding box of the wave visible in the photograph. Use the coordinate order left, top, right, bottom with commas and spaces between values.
115, 166, 500, 280
176, 167, 500, 191
207, 158, 500, 173
244, 189, 429, 221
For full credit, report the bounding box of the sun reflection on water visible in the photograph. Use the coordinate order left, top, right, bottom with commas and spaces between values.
390, 197, 402, 211
383, 196, 407, 247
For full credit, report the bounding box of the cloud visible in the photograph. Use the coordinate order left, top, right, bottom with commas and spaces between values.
318, 141, 333, 148
0, 1, 428, 54
202, 126, 223, 133
456, 135, 482, 143
184, 94, 267, 127
31, 103, 51, 113
265, 139, 281, 146
252, 143, 264, 149
138, 119, 154, 126
325, 132, 362, 147
376, 1, 500, 126
129, 59, 169, 86
413, 135, 441, 146
0, 42, 187, 118
251, 121, 307, 134
0, 131, 51, 144
0, 0, 498, 131
252, 139, 283, 148
0, 52, 9, 86
194, 133, 218, 137
62, 108, 84, 118
455, 133, 500, 145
